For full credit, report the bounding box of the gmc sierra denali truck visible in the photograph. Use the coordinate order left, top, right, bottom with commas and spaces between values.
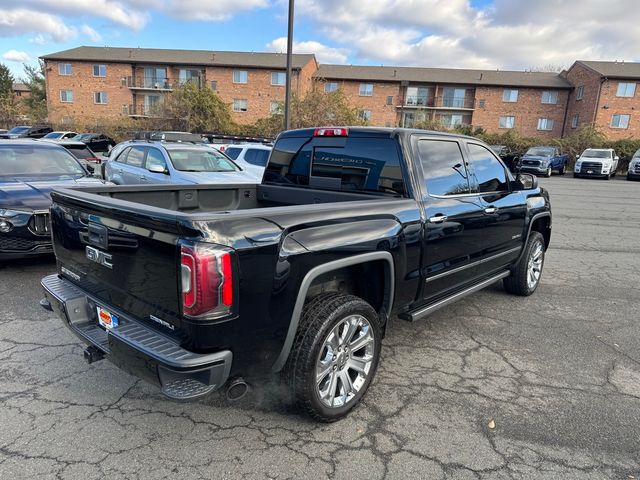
41, 127, 551, 422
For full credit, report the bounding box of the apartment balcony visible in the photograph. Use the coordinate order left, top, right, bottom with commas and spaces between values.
402, 96, 475, 110
125, 104, 163, 118
125, 76, 175, 91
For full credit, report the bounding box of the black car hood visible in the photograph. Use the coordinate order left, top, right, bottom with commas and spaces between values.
0, 176, 104, 211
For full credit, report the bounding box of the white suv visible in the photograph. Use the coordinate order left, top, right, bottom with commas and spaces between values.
574, 148, 619, 180
222, 144, 272, 180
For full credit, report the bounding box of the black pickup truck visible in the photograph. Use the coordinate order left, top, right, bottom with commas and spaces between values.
41, 127, 551, 421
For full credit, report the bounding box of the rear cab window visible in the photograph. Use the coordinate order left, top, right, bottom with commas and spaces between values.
265, 132, 407, 197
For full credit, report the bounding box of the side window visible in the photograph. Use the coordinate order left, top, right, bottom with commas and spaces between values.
467, 143, 509, 193
225, 147, 242, 160
418, 139, 471, 196
114, 147, 131, 164
124, 147, 146, 168
145, 148, 167, 170
244, 149, 270, 166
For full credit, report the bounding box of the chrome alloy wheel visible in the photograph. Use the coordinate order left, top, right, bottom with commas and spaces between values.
315, 314, 376, 408
527, 240, 544, 290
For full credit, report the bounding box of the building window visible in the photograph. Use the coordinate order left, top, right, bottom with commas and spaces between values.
611, 114, 630, 129
499, 116, 515, 129
233, 70, 248, 84
541, 90, 558, 104
440, 114, 464, 128
271, 72, 286, 86
58, 63, 72, 76
386, 95, 394, 105
358, 110, 372, 122
92, 64, 106, 77
571, 114, 579, 129
502, 89, 518, 102
359, 83, 374, 96
537, 118, 554, 131
94, 92, 108, 104
270, 101, 282, 114
576, 85, 584, 100
325, 82, 338, 93
210, 80, 217, 91
616, 82, 636, 97
233, 99, 248, 112
59, 90, 73, 103
179, 69, 201, 85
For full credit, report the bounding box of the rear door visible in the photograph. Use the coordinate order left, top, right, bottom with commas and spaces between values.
465, 141, 526, 275
416, 136, 485, 302
120, 146, 148, 184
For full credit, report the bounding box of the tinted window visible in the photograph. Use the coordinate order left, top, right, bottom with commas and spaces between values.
266, 136, 406, 196
418, 139, 470, 196
145, 149, 167, 170
125, 147, 146, 167
225, 147, 242, 160
467, 143, 509, 193
244, 148, 270, 167
63, 145, 94, 160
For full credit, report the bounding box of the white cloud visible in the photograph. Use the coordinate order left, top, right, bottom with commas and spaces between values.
2, 50, 31, 62
81, 24, 103, 43
0, 9, 77, 42
165, 0, 268, 21
295, 0, 640, 69
266, 37, 349, 64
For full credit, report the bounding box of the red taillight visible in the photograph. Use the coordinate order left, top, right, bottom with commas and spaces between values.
180, 243, 234, 319
87, 157, 101, 164
313, 127, 349, 137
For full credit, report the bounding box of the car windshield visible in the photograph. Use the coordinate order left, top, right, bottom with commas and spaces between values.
582, 150, 611, 159
526, 147, 554, 156
43, 132, 64, 139
73, 134, 94, 141
7, 127, 30, 134
0, 145, 85, 177
168, 148, 239, 172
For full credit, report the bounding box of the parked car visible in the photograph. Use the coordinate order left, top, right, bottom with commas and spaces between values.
222, 143, 272, 179
574, 148, 619, 179
0, 140, 105, 261
41, 126, 551, 421
489, 145, 520, 173
0, 126, 53, 139
627, 149, 640, 181
55, 141, 103, 175
71, 133, 116, 153
519, 146, 568, 177
104, 140, 258, 185
43, 131, 78, 141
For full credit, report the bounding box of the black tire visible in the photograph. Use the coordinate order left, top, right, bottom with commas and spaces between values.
284, 293, 382, 422
606, 173, 612, 180
558, 166, 565, 175
503, 232, 545, 296
573, 173, 579, 178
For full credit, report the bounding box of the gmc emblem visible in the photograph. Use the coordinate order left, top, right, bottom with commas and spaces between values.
86, 246, 113, 269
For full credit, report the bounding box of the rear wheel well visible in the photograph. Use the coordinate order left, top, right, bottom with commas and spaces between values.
530, 215, 551, 250
305, 260, 390, 324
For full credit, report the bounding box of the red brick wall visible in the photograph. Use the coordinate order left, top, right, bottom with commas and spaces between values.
593, 79, 640, 139
327, 80, 401, 126
563, 63, 602, 133
44, 60, 133, 126
472, 86, 568, 138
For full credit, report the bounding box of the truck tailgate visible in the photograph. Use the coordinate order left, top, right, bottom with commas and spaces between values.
49, 189, 189, 331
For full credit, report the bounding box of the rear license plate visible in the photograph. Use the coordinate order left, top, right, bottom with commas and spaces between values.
97, 306, 119, 330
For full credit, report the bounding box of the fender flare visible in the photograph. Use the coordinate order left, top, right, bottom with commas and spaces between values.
514, 211, 551, 265
271, 251, 395, 372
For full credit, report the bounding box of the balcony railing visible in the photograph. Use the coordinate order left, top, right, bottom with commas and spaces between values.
125, 76, 174, 90
403, 95, 475, 109
126, 104, 163, 117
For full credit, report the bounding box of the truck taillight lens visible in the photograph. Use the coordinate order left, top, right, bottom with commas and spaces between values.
313, 127, 349, 137
180, 242, 234, 319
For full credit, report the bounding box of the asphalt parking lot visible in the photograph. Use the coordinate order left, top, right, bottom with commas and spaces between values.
1, 175, 639, 479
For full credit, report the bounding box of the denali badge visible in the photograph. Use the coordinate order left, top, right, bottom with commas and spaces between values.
86, 245, 113, 269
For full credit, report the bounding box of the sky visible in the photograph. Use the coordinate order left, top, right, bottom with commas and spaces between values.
1, 0, 639, 80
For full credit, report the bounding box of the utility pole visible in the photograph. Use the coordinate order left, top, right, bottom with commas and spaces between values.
284, 0, 295, 131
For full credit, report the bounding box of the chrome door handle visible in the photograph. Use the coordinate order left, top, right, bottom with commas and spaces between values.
428, 215, 447, 224
484, 207, 498, 214
139, 175, 146, 180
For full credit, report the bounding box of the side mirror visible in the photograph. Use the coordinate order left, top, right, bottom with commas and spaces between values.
615, 156, 620, 161
148, 163, 168, 174
516, 173, 538, 190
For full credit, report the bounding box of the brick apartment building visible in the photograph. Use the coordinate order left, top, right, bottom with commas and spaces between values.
41, 46, 317, 126
563, 60, 640, 139
40, 46, 640, 140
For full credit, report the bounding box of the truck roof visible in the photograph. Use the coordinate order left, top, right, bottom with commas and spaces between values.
277, 126, 478, 141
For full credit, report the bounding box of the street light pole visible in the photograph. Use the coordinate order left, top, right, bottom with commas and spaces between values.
284, 0, 295, 131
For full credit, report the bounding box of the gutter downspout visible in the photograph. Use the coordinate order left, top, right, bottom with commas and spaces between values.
592, 77, 606, 127
560, 88, 571, 137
